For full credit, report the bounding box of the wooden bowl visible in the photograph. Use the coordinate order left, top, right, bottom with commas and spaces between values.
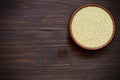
69, 4, 116, 50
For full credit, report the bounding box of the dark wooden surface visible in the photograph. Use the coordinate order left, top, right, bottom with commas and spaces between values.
0, 0, 120, 80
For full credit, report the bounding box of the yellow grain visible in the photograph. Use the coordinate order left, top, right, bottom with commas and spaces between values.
71, 6, 113, 48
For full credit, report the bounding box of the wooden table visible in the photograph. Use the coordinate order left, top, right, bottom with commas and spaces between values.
0, 0, 120, 80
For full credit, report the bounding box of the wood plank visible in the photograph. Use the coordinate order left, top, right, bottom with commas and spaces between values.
0, 0, 120, 80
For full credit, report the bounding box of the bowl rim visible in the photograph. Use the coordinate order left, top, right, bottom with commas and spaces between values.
69, 4, 116, 50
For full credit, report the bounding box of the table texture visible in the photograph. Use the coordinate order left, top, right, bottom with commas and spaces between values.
0, 0, 120, 80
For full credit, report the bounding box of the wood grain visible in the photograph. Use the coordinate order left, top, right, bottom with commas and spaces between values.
0, 0, 120, 80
